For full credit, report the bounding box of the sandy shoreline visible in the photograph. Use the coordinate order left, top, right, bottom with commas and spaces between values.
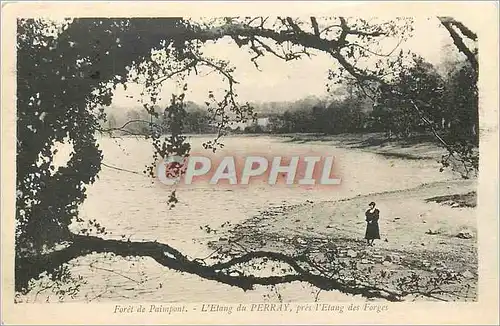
209, 179, 477, 301
207, 134, 477, 301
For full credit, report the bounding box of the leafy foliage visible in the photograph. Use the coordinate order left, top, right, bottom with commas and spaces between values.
15, 17, 194, 291
373, 54, 478, 178
265, 89, 371, 134
373, 55, 444, 137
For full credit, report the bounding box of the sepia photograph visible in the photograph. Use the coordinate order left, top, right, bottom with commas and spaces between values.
1, 1, 498, 325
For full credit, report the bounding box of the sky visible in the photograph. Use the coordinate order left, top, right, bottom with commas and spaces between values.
110, 16, 471, 109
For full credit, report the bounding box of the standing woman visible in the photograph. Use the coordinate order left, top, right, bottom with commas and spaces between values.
365, 202, 380, 246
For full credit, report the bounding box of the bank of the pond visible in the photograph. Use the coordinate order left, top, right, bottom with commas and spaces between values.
209, 178, 477, 301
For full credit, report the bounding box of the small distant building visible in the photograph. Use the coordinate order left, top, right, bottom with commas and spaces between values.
229, 117, 269, 130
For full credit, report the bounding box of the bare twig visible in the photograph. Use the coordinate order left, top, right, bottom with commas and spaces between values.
88, 263, 142, 284
101, 162, 143, 175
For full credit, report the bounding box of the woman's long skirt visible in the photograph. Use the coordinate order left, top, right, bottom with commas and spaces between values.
365, 222, 380, 240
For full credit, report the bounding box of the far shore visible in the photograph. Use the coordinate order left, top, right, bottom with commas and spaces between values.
108, 131, 450, 161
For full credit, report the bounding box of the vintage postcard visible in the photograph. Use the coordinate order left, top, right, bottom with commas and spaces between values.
1, 1, 499, 325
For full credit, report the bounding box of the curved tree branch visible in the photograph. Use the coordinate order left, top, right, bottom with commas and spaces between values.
98, 119, 158, 133
438, 17, 478, 71
438, 16, 477, 41
310, 17, 320, 36
16, 234, 406, 301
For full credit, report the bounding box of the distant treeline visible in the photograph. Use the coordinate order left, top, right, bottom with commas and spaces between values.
244, 95, 371, 134
103, 55, 477, 150
243, 55, 478, 148
104, 101, 218, 135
